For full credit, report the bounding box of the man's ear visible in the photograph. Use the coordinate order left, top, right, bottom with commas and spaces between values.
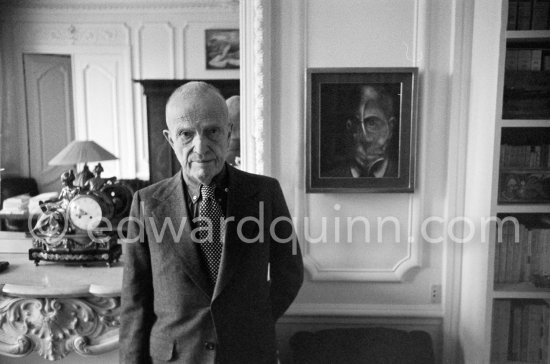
346, 119, 353, 130
163, 129, 174, 148
227, 123, 233, 140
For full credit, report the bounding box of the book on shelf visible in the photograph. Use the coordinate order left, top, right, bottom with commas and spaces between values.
533, 0, 550, 30
508, 0, 550, 30
506, 49, 519, 70
518, 49, 533, 70
532, 49, 543, 71
509, 0, 519, 30
544, 50, 550, 71
501, 144, 550, 169
530, 230, 542, 278
506, 49, 549, 72
530, 228, 550, 279
511, 304, 523, 360
506, 223, 517, 283
492, 300, 512, 362
542, 306, 549, 362
494, 223, 550, 285
502, 69, 550, 119
495, 300, 550, 363
527, 304, 543, 361
497, 228, 508, 283
522, 229, 532, 282
518, 0, 534, 30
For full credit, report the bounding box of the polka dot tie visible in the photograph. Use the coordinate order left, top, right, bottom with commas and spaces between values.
198, 184, 224, 285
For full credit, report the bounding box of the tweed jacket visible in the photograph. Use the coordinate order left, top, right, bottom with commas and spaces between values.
119, 166, 304, 364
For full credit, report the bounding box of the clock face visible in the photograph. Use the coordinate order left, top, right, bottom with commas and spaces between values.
68, 195, 104, 230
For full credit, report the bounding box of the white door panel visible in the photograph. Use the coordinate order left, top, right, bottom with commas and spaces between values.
73, 53, 134, 179
23, 54, 74, 193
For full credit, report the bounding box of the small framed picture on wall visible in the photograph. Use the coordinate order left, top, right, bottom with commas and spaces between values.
306, 68, 419, 193
205, 29, 240, 70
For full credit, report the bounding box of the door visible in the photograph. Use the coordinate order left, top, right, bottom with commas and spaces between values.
23, 54, 75, 193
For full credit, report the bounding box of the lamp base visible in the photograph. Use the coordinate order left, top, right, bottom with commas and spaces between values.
74, 164, 94, 187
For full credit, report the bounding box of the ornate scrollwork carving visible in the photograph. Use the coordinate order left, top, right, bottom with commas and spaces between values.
0, 295, 120, 360
20, 23, 129, 46
253, 0, 267, 175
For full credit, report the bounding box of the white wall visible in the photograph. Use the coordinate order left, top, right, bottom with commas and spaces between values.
268, 0, 471, 362
459, 0, 503, 362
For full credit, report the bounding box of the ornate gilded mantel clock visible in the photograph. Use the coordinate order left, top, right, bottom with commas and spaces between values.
29, 164, 133, 266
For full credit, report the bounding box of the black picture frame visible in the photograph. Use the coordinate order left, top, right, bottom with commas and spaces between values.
306, 68, 419, 193
205, 29, 240, 70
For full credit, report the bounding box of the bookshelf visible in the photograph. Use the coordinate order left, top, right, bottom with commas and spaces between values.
490, 1, 550, 363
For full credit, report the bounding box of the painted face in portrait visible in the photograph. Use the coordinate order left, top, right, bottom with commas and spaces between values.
164, 85, 232, 186
346, 86, 395, 177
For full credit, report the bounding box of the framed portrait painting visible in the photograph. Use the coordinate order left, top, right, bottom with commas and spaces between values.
306, 68, 419, 193
205, 29, 240, 70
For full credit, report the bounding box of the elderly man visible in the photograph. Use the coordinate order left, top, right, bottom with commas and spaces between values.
120, 81, 303, 364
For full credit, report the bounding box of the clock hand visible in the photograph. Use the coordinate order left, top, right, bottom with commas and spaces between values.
73, 207, 88, 219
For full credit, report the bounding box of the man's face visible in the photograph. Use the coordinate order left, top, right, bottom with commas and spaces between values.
347, 87, 394, 173
164, 92, 231, 186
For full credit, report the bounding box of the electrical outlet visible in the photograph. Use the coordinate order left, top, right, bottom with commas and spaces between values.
430, 284, 442, 304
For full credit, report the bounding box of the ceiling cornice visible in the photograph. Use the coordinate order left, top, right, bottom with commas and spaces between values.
0, 0, 239, 12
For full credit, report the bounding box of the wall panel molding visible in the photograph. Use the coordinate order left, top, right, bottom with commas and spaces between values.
302, 194, 421, 282
17, 22, 129, 46
137, 22, 175, 79
175, 23, 188, 79
74, 56, 123, 177
35, 66, 71, 169
286, 303, 442, 318
240, 0, 270, 175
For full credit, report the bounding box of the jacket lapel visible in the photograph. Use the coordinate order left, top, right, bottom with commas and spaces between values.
213, 166, 259, 300
151, 172, 212, 298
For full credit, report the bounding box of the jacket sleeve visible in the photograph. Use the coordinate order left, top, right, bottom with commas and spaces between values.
119, 192, 154, 364
268, 179, 304, 320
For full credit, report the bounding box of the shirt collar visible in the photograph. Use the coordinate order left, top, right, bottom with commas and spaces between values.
183, 164, 228, 204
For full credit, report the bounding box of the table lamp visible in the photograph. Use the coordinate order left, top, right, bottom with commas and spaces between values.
48, 140, 117, 187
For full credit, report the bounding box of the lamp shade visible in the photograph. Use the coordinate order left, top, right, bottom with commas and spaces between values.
48, 140, 117, 166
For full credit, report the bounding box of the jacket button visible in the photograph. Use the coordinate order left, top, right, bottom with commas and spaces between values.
204, 342, 216, 350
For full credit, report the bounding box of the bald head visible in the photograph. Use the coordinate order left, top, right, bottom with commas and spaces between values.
166, 81, 229, 129
163, 81, 232, 186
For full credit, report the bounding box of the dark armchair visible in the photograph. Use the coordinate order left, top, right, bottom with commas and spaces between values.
289, 327, 435, 364
0, 176, 39, 231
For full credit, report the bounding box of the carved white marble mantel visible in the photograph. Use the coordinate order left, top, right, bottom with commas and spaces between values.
0, 250, 122, 361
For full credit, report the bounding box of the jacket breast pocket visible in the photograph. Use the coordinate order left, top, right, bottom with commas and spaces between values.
149, 335, 174, 362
